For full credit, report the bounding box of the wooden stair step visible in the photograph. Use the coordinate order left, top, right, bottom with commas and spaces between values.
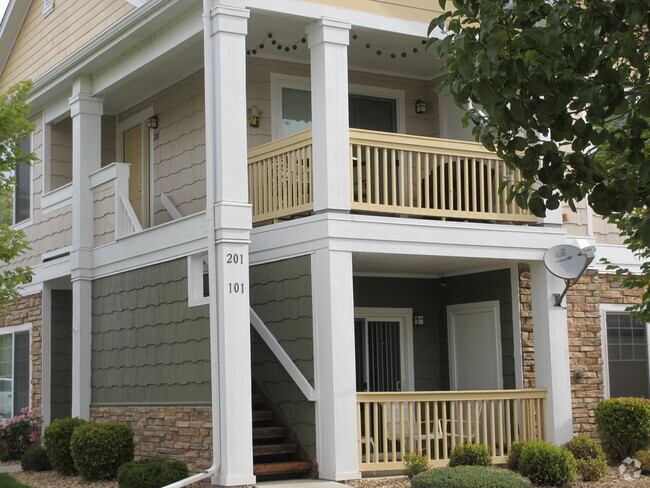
253, 443, 299, 456
254, 461, 312, 476
253, 426, 286, 440
252, 410, 275, 421
252, 394, 265, 405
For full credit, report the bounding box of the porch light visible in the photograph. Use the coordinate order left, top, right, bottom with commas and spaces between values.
147, 116, 158, 129
413, 313, 425, 327
248, 105, 263, 128
415, 99, 427, 114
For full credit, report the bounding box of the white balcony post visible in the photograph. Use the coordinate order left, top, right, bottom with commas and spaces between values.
69, 75, 103, 420
311, 248, 360, 480
204, 2, 255, 486
530, 261, 574, 444
307, 18, 351, 213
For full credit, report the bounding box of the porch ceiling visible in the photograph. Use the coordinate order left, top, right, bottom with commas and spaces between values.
352, 252, 513, 278
247, 12, 444, 80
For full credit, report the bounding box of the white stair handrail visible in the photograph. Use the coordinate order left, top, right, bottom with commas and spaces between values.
161, 192, 183, 220
118, 194, 143, 237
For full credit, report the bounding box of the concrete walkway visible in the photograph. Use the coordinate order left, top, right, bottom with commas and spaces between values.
257, 480, 347, 487
0, 464, 21, 473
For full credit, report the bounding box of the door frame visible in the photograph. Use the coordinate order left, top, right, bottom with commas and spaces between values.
354, 307, 415, 391
447, 300, 503, 391
270, 73, 406, 140
116, 107, 154, 227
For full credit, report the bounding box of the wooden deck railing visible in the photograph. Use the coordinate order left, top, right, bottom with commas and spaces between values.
247, 130, 313, 223
349, 129, 537, 223
356, 389, 547, 472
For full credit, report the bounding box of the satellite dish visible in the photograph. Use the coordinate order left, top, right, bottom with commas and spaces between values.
543, 244, 597, 306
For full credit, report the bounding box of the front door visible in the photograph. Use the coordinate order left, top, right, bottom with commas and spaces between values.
447, 301, 502, 390
123, 123, 147, 227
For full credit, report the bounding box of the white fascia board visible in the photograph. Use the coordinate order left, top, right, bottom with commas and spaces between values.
246, 0, 435, 38
591, 243, 642, 274
0, 0, 31, 77
91, 211, 207, 279
41, 183, 73, 214
250, 213, 568, 265
20, 254, 72, 296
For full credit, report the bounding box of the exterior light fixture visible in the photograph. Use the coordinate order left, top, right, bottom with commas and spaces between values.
415, 99, 427, 114
147, 116, 158, 129
413, 313, 425, 327
248, 105, 263, 127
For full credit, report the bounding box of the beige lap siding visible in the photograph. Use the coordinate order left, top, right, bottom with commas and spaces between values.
0, 293, 43, 419
518, 265, 644, 436
90, 406, 212, 474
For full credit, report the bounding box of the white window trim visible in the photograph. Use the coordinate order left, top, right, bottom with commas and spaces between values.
42, 111, 73, 195
10, 132, 34, 231
354, 307, 415, 392
599, 304, 650, 399
0, 322, 33, 420
270, 73, 407, 140
187, 253, 209, 307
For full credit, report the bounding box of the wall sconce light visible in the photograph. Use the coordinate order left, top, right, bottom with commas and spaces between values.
415, 99, 427, 114
414, 313, 425, 327
248, 105, 263, 127
147, 116, 158, 129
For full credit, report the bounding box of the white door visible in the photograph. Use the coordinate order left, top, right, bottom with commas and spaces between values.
447, 301, 502, 390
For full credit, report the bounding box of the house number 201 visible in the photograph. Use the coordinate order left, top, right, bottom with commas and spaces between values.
228, 282, 245, 294
226, 253, 244, 264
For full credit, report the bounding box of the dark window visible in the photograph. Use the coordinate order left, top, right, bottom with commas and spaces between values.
14, 137, 31, 224
607, 313, 649, 398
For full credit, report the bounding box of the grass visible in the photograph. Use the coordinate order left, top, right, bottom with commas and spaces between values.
0, 473, 32, 488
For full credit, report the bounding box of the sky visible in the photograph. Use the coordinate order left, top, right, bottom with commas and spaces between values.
0, 0, 8, 26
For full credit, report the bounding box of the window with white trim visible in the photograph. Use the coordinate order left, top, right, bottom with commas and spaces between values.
4, 136, 32, 227
0, 326, 30, 419
187, 253, 209, 307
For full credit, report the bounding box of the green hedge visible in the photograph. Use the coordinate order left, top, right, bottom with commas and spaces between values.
43, 418, 87, 475
70, 423, 134, 481
507, 441, 532, 472
117, 458, 189, 488
562, 435, 608, 482
20, 447, 51, 472
595, 397, 650, 461
448, 443, 492, 467
412, 466, 532, 488
518, 442, 577, 487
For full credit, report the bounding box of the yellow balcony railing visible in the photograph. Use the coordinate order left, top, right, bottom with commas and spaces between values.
357, 389, 547, 472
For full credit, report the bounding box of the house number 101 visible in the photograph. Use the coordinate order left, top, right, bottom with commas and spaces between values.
228, 282, 245, 294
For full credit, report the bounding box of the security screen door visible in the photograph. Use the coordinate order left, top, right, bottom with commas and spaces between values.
355, 318, 404, 392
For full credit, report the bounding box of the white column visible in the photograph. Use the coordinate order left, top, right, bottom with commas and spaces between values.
69, 76, 103, 420
530, 261, 574, 444
307, 18, 351, 213
311, 249, 360, 480
204, 3, 255, 486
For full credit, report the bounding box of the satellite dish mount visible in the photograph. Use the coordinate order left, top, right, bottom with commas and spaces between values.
543, 244, 597, 307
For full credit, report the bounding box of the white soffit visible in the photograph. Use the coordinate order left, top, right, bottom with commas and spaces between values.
0, 0, 31, 77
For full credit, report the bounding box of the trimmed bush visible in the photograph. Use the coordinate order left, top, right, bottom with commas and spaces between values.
117, 458, 189, 488
43, 417, 87, 475
448, 443, 492, 467
70, 423, 134, 481
518, 442, 577, 487
412, 466, 532, 488
21, 447, 52, 472
403, 451, 429, 479
507, 441, 531, 472
595, 397, 650, 461
635, 449, 650, 474
576, 458, 608, 482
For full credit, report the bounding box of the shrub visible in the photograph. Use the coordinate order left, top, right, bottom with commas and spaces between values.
70, 422, 134, 481
507, 441, 531, 472
403, 451, 429, 479
518, 442, 577, 487
21, 447, 52, 472
595, 397, 650, 461
0, 409, 41, 461
562, 435, 606, 461
576, 458, 608, 482
412, 466, 532, 488
117, 458, 189, 488
635, 449, 650, 474
43, 417, 87, 475
448, 443, 492, 467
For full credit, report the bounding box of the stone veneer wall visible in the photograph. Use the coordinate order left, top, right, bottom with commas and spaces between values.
0, 293, 42, 418
90, 406, 212, 473
518, 265, 643, 436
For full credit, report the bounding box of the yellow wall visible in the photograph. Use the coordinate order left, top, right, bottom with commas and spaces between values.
0, 0, 135, 93
303, 0, 445, 22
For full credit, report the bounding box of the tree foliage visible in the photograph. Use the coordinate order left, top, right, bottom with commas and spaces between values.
429, 0, 650, 318
0, 81, 35, 307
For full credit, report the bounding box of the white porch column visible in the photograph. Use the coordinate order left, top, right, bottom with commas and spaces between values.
311, 248, 360, 480
204, 2, 255, 486
307, 18, 351, 213
69, 76, 103, 420
530, 261, 574, 444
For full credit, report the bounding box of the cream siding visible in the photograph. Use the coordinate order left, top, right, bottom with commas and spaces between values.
593, 214, 625, 245
93, 181, 116, 247
562, 201, 589, 237
302, 0, 445, 22
0, 0, 135, 93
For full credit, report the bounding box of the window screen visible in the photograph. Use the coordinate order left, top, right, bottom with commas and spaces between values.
607, 313, 649, 398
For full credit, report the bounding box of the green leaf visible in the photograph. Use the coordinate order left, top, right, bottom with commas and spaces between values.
457, 54, 474, 79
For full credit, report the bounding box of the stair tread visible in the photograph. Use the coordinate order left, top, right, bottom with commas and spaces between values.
252, 410, 275, 421
253, 443, 299, 456
253, 426, 286, 439
254, 461, 312, 475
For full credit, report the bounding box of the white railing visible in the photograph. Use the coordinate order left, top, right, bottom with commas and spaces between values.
117, 194, 143, 238
357, 389, 547, 471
